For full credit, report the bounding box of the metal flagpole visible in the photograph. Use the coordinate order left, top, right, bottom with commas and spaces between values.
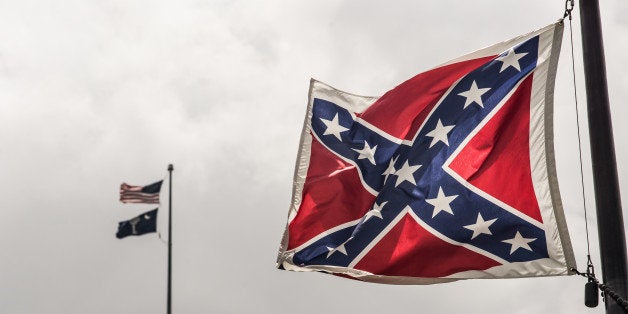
578, 1, 628, 313
167, 164, 173, 314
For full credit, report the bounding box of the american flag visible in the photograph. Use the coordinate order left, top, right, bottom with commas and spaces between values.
277, 21, 575, 284
119, 180, 163, 204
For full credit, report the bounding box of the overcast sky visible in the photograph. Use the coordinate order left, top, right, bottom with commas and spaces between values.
0, 1, 626, 313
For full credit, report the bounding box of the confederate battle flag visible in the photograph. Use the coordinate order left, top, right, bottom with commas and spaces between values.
277, 21, 575, 284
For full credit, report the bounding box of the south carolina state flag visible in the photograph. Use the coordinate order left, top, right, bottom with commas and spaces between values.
277, 21, 575, 284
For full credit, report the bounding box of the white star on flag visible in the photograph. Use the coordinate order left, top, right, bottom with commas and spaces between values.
425, 186, 458, 218
365, 201, 387, 221
326, 243, 348, 258
458, 80, 491, 108
464, 213, 497, 239
382, 156, 398, 183
394, 160, 421, 187
502, 231, 536, 254
425, 119, 455, 147
496, 49, 528, 73
352, 141, 378, 165
320, 113, 349, 141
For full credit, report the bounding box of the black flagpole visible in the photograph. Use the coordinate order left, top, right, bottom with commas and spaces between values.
167, 164, 173, 314
578, 1, 628, 312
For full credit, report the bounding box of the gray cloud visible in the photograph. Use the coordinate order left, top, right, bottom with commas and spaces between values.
0, 0, 624, 313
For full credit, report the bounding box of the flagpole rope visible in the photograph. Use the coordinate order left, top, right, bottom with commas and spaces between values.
565, 0, 595, 272
157, 232, 168, 245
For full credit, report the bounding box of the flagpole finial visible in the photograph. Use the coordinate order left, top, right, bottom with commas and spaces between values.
168, 164, 173, 171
